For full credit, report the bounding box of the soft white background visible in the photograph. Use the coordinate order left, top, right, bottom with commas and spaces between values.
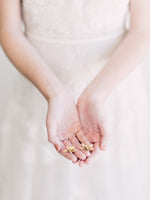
0, 44, 150, 124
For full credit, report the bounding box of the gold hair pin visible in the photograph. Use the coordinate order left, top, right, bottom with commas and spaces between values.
79, 143, 94, 151
63, 146, 76, 153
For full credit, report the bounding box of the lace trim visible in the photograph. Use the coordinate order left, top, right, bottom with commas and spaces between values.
22, 0, 130, 42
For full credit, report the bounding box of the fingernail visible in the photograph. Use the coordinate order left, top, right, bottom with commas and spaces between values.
86, 152, 91, 157
55, 144, 59, 151
72, 160, 77, 164
82, 155, 87, 160
102, 145, 106, 150
54, 144, 59, 151
79, 162, 83, 167
73, 157, 78, 163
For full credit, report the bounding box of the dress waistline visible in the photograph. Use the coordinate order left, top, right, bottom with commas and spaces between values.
24, 28, 128, 44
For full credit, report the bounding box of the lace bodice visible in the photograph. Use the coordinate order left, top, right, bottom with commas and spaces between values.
21, 0, 130, 42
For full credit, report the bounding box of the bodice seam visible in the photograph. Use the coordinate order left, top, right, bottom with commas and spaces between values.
25, 28, 128, 44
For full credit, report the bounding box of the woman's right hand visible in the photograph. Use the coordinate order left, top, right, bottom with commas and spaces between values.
46, 84, 92, 164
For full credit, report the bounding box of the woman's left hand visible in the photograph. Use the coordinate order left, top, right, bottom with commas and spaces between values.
76, 85, 110, 166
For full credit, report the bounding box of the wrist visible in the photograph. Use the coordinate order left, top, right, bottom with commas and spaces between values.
81, 81, 109, 105
45, 80, 67, 103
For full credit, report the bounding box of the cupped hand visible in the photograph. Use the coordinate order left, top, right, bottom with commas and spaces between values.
46, 85, 92, 165
76, 86, 110, 166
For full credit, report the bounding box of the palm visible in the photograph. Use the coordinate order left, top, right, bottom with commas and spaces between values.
76, 94, 109, 166
77, 102, 100, 143
46, 89, 92, 165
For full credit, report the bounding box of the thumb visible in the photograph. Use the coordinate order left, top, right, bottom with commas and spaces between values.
48, 135, 62, 152
98, 119, 110, 151
47, 122, 62, 152
53, 138, 62, 152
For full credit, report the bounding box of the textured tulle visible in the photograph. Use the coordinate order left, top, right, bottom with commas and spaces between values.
0, 0, 150, 199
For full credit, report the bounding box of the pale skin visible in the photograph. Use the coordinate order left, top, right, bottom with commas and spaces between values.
0, 0, 150, 167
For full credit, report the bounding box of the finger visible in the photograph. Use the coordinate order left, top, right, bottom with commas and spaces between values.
48, 134, 63, 152
100, 135, 107, 151
72, 158, 79, 164
75, 129, 92, 146
63, 139, 86, 161
47, 120, 63, 152
53, 138, 64, 152
78, 160, 85, 167
79, 142, 100, 166
82, 126, 100, 143
75, 129, 93, 159
59, 142, 77, 163
99, 121, 110, 151
69, 135, 91, 157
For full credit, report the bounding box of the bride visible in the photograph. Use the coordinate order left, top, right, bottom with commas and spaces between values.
0, 0, 150, 199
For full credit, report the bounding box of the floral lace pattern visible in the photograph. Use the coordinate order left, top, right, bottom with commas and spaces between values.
21, 0, 130, 41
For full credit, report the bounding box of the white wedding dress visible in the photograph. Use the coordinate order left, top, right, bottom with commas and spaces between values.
1, 0, 150, 199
